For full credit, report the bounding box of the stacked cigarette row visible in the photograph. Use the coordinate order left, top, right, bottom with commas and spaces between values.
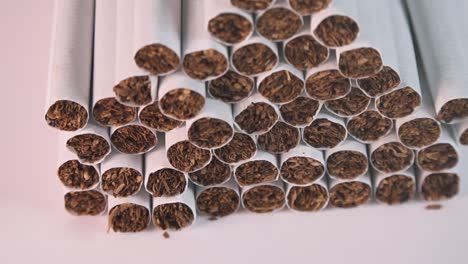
46, 0, 466, 233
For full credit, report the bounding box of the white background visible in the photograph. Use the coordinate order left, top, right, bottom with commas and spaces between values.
0, 1, 467, 263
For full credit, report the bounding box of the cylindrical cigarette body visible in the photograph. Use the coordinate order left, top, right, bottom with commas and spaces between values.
257, 62, 304, 104
65, 123, 111, 165
325, 87, 371, 118
325, 138, 368, 180
302, 110, 347, 150
256, 0, 304, 42
257, 121, 301, 154
280, 144, 325, 186
208, 69, 254, 104
108, 190, 151, 233
101, 151, 143, 198
152, 187, 196, 231
110, 122, 158, 155
369, 131, 415, 174
241, 181, 286, 213
285, 179, 329, 212
231, 34, 279, 76
279, 95, 321, 128
328, 172, 372, 209
234, 150, 279, 187
373, 167, 416, 205
214, 131, 257, 165
346, 103, 393, 143
195, 179, 240, 217
64, 189, 107, 216
233, 93, 280, 135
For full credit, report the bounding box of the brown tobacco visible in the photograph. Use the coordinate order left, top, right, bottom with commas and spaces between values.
45, 100, 88, 131
111, 125, 157, 154
235, 160, 278, 186
376, 87, 422, 118
258, 70, 304, 104
256, 7, 302, 41
183, 49, 228, 80
306, 69, 351, 101
347, 111, 392, 142
417, 143, 458, 172
303, 119, 347, 149
285, 35, 329, 71
208, 70, 254, 103
93, 98, 137, 127
167, 140, 211, 173
139, 101, 182, 132
329, 182, 371, 208
153, 203, 194, 230
109, 204, 150, 233
287, 184, 328, 212
280, 96, 320, 126
208, 13, 253, 44
314, 15, 359, 47
189, 157, 231, 186
214, 132, 256, 164
281, 157, 325, 185
147, 169, 187, 197
65, 190, 106, 216
230, 0, 273, 12
376, 175, 415, 205
67, 134, 110, 163
113, 76, 153, 106
159, 88, 205, 120
421, 173, 459, 201
243, 185, 285, 213
325, 87, 371, 117
235, 102, 278, 134
371, 142, 414, 173
101, 168, 143, 197
460, 129, 468, 145
398, 118, 441, 148
196, 187, 240, 217
437, 98, 468, 123
232, 43, 278, 76
289, 0, 332, 15
425, 204, 442, 210
188, 117, 234, 149
58, 160, 99, 189
357, 66, 401, 97
327, 151, 368, 180
339, 48, 383, 79
257, 121, 300, 153
134, 44, 180, 75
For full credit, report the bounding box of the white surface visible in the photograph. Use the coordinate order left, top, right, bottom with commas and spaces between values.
0, 1, 467, 263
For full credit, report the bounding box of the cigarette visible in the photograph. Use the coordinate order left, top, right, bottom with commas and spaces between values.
407, 0, 468, 124
257, 121, 301, 153
234, 150, 279, 187
418, 169, 460, 202
133, 0, 181, 76
416, 126, 459, 172
138, 101, 183, 132
65, 123, 111, 164
165, 126, 212, 173
373, 167, 416, 205
182, 0, 229, 81
64, 189, 107, 216
302, 110, 347, 150
241, 181, 286, 213
101, 151, 143, 198
258, 62, 304, 104
214, 131, 257, 165
152, 187, 196, 231
328, 172, 372, 208
110, 123, 158, 155
205, 0, 254, 45
285, 179, 329, 212
369, 131, 414, 174
230, 0, 276, 12
208, 69, 254, 103
256, 0, 303, 42
114, 0, 157, 107
92, 0, 137, 127
231, 34, 279, 76
189, 156, 231, 187
305, 56, 352, 101
288, 0, 331, 15
325, 138, 368, 180
357, 66, 401, 98
233, 93, 280, 135
310, 0, 359, 48
45, 0, 94, 131
158, 72, 206, 121
454, 120, 468, 146
145, 137, 188, 197
325, 87, 371, 118
346, 103, 393, 143
195, 179, 240, 217
108, 191, 151, 232
280, 144, 325, 185
375, 87, 422, 119
280, 96, 321, 127
283, 16, 329, 71
186, 99, 234, 149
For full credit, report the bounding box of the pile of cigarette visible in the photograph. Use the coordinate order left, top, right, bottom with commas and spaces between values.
45, 0, 467, 233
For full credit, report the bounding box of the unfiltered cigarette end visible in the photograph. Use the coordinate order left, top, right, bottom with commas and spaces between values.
306, 69, 351, 101
134, 44, 180, 75
398, 118, 441, 148
259, 70, 304, 104
102, 168, 143, 197
139, 101, 183, 132
167, 140, 212, 173
111, 125, 157, 154
280, 96, 320, 126
64, 190, 106, 216
285, 35, 329, 71
232, 43, 278, 76
376, 175, 415, 205
347, 111, 392, 142
314, 15, 359, 47
371, 142, 413, 173
189, 157, 231, 186
196, 187, 240, 217
58, 160, 99, 190
436, 99, 468, 123
188, 117, 234, 149
66, 134, 110, 163
329, 182, 371, 208
230, 0, 274, 12
109, 203, 150, 233
236, 160, 278, 186
208, 13, 253, 45
287, 185, 328, 212
357, 66, 401, 97
421, 173, 459, 201
460, 129, 468, 145
258, 121, 300, 153
45, 100, 88, 131
303, 119, 347, 149
147, 169, 187, 197
243, 185, 285, 213
93, 98, 137, 127
209, 70, 254, 103
339, 48, 383, 79
327, 150, 368, 180
214, 132, 257, 164
153, 203, 195, 230
289, 0, 332, 15
417, 143, 458, 172
113, 76, 153, 106
376, 87, 421, 118
281, 157, 325, 185
256, 7, 302, 41
235, 102, 278, 134
325, 87, 371, 117
160, 89, 205, 121
183, 49, 228, 80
